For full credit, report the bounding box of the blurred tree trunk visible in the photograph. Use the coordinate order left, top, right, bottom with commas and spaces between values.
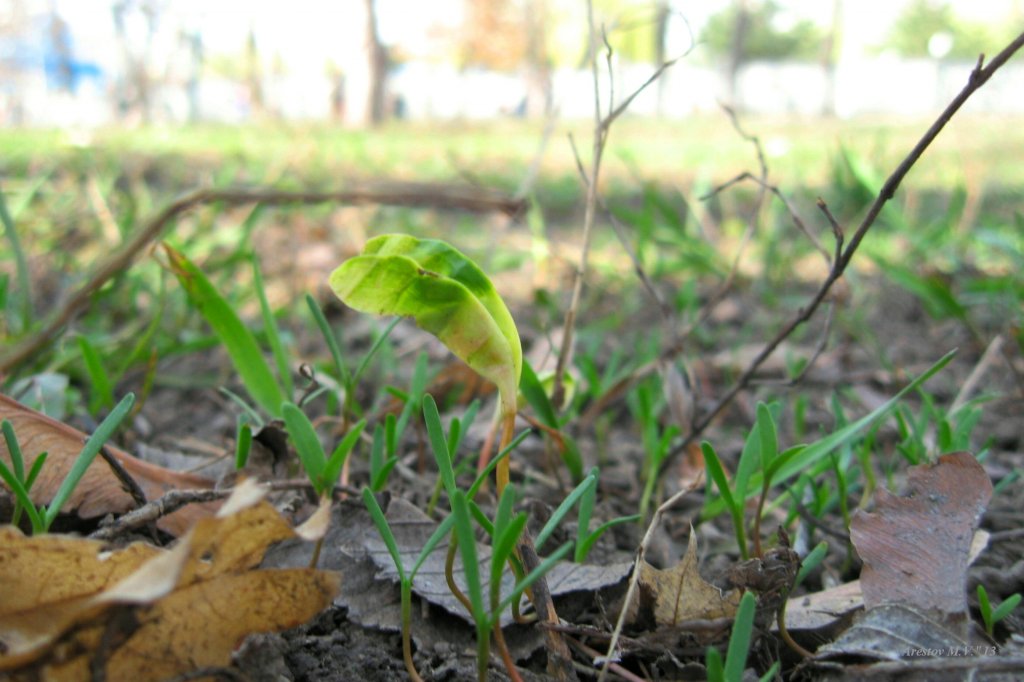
654, 0, 670, 116
725, 0, 749, 110
365, 0, 386, 125
184, 30, 202, 123
111, 0, 158, 123
245, 27, 264, 117
344, 0, 386, 127
523, 0, 551, 117
820, 0, 841, 117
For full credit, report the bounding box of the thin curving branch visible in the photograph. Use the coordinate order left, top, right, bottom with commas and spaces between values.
0, 183, 526, 375
661, 32, 1024, 472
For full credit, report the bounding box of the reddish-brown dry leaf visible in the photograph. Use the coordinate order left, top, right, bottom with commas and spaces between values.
0, 393, 216, 535
850, 451, 992, 618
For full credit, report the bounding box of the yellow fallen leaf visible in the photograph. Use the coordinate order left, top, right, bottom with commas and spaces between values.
0, 527, 161, 614
0, 481, 340, 681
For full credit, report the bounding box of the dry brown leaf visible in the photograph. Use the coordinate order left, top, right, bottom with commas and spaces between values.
0, 393, 217, 535
0, 481, 340, 680
631, 529, 741, 628
0, 526, 161, 614
850, 452, 992, 620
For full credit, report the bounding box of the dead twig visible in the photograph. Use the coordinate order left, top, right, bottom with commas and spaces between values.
0, 183, 526, 375
661, 34, 1024, 473
88, 489, 228, 541
565, 635, 646, 682
98, 444, 149, 510
551, 2, 689, 409
598, 477, 703, 682
701, 171, 832, 267
951, 334, 1004, 412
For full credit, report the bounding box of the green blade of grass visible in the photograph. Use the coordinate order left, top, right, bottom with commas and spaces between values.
499, 540, 572, 615
992, 594, 1022, 623
794, 541, 829, 590
234, 417, 253, 469
575, 515, 641, 562
44, 393, 135, 529
536, 473, 595, 550
2, 419, 25, 481
520, 359, 583, 480
756, 403, 777, 473
322, 419, 366, 494
164, 243, 285, 417
282, 402, 327, 489
0, 181, 32, 332
352, 317, 401, 387
76, 335, 115, 414
704, 350, 955, 519
0, 457, 44, 532
23, 451, 48, 492
305, 293, 351, 387
723, 591, 757, 682
252, 253, 294, 400
423, 394, 456, 496
411, 514, 457, 578
451, 490, 486, 621
705, 647, 724, 682
362, 487, 406, 583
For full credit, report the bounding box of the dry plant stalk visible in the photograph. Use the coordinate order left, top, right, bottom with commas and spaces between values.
659, 31, 1024, 476
0, 183, 525, 375
551, 1, 688, 409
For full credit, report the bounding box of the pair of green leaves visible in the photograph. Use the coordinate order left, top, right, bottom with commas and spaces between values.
329, 235, 522, 411
281, 403, 364, 498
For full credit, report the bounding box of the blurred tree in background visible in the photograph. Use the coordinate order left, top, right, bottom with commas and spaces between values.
880, 0, 1004, 59
701, 0, 824, 63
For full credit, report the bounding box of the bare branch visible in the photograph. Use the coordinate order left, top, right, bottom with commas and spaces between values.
661, 31, 1024, 472
0, 183, 526, 375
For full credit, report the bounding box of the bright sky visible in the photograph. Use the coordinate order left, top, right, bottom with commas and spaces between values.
40, 0, 1023, 68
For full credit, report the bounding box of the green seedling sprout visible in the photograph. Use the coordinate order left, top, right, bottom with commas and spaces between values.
362, 487, 457, 682
517, 359, 583, 481
628, 377, 680, 522
794, 541, 829, 591
76, 334, 115, 415
703, 441, 750, 561
750, 403, 806, 558
534, 466, 640, 563
252, 252, 294, 400
978, 584, 1022, 638
281, 402, 364, 499
281, 401, 364, 567
450, 486, 572, 682
1, 421, 48, 528
701, 350, 955, 524
234, 415, 253, 470
705, 591, 779, 682
329, 234, 522, 496
0, 393, 135, 534
165, 244, 285, 417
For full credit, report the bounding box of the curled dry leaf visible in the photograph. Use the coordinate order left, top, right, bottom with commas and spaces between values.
0, 481, 340, 681
629, 528, 741, 628
0, 394, 216, 535
850, 452, 992, 621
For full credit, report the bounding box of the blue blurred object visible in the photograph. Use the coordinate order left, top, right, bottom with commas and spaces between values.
40, 12, 104, 93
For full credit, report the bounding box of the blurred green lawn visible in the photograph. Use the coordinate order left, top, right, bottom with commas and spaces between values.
3, 114, 1023, 197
